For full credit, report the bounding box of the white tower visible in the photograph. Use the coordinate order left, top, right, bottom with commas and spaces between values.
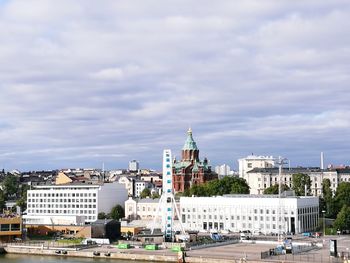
151, 149, 186, 242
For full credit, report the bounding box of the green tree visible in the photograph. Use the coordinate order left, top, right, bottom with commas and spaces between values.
140, 188, 151, 199
184, 176, 250, 197
334, 182, 350, 215
333, 205, 350, 231
263, 184, 290, 195
321, 178, 337, 218
151, 192, 160, 199
16, 184, 30, 212
0, 189, 5, 211
110, 204, 125, 220
189, 184, 208, 197
292, 173, 311, 196
230, 177, 250, 194
2, 174, 19, 198
98, 212, 108, 219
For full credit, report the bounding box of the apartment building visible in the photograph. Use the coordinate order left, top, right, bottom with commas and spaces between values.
246, 167, 339, 195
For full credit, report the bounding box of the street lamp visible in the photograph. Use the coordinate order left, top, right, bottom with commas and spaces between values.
322, 210, 326, 237
276, 156, 288, 243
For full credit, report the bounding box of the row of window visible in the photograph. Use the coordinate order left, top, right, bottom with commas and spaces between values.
183, 214, 283, 222
28, 204, 96, 209
201, 222, 283, 230
182, 208, 282, 215
0, 224, 20, 231
182, 207, 317, 215
28, 198, 96, 203
27, 209, 96, 214
28, 192, 97, 197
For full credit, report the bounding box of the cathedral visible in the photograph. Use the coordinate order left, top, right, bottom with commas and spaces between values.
172, 128, 217, 192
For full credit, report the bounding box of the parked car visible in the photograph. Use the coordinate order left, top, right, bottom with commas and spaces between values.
240, 230, 252, 240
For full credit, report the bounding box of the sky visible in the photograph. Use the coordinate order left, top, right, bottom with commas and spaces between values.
0, 0, 349, 172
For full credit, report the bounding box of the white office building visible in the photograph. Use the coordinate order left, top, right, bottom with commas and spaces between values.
180, 194, 319, 235
24, 182, 128, 225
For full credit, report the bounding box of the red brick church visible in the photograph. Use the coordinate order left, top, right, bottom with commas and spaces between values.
172, 128, 217, 192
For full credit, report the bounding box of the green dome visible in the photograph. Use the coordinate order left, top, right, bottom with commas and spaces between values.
182, 128, 198, 150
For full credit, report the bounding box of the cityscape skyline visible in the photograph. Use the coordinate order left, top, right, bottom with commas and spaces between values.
0, 1, 349, 171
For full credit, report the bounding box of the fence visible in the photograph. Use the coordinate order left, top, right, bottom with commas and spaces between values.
5, 241, 97, 251
261, 250, 347, 263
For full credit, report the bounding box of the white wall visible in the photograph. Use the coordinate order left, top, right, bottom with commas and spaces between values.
180, 195, 319, 234
98, 182, 128, 213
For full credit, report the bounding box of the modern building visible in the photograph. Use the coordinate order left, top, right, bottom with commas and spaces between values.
180, 193, 319, 235
172, 128, 217, 192
23, 182, 128, 225
129, 160, 139, 172
0, 215, 22, 242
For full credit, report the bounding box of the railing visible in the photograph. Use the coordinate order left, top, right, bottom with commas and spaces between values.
263, 253, 345, 263
187, 238, 240, 250
5, 241, 98, 251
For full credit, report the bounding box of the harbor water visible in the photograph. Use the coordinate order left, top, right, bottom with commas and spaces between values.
0, 253, 149, 263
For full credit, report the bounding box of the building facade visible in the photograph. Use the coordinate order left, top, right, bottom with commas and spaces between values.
180, 194, 319, 235
172, 128, 217, 192
125, 197, 160, 220
0, 216, 22, 242
134, 180, 152, 198
118, 175, 135, 196
215, 164, 231, 179
24, 182, 128, 225
125, 197, 181, 221
246, 167, 340, 195
238, 155, 276, 181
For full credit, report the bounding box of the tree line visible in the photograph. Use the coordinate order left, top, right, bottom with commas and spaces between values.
0, 174, 29, 212
182, 176, 250, 197
263, 173, 350, 231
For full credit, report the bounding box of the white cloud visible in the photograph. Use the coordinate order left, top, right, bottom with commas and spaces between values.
0, 0, 349, 170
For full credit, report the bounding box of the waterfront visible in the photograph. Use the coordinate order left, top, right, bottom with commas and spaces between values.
0, 253, 146, 263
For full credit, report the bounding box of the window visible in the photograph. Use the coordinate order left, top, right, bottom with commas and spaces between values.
1, 224, 10, 231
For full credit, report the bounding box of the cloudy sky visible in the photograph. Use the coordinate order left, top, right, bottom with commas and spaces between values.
0, 0, 349, 171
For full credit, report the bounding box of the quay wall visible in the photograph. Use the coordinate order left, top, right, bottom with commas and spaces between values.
4, 246, 316, 263
5, 246, 177, 262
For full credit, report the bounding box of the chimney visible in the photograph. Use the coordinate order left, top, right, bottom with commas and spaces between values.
321, 152, 324, 170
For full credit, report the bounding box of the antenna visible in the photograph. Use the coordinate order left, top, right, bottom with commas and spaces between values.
102, 162, 105, 182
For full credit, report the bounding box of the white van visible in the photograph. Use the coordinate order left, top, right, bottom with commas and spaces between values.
240, 230, 252, 240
